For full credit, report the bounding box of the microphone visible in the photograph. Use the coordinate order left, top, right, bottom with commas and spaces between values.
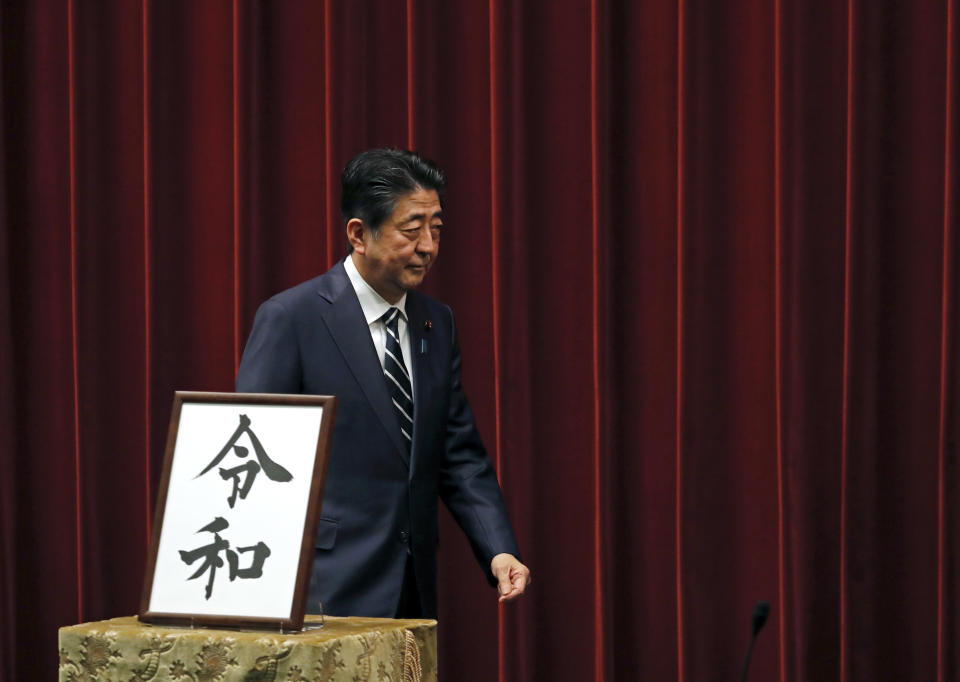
740, 600, 770, 682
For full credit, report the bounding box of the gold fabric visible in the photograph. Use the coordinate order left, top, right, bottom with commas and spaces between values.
58, 615, 437, 682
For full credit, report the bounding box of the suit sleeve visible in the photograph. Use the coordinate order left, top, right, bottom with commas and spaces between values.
438, 306, 521, 585
236, 298, 302, 393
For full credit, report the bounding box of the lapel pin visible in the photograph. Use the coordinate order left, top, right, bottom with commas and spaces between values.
424, 320, 433, 331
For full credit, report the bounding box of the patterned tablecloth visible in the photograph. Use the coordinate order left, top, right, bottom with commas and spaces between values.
58, 615, 437, 682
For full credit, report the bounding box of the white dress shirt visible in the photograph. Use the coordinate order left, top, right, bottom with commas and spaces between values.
344, 254, 415, 396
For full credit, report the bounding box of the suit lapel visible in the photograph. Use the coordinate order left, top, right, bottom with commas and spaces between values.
317, 263, 410, 466
405, 293, 432, 472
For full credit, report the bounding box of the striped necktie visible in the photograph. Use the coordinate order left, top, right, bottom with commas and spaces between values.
381, 307, 413, 449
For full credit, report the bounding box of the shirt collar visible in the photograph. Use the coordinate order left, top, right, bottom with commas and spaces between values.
344, 254, 407, 325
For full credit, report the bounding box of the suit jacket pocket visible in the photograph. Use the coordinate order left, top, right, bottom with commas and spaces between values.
315, 517, 338, 550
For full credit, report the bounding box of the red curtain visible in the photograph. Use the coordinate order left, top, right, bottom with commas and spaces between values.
1, 0, 958, 680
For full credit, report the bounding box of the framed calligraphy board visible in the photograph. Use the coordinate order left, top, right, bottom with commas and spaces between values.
140, 391, 337, 631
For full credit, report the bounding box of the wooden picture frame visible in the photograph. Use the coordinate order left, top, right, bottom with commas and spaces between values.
140, 391, 337, 631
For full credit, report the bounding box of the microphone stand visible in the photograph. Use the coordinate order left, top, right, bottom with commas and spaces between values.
740, 601, 770, 682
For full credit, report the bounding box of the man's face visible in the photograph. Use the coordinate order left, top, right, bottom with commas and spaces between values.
350, 187, 442, 303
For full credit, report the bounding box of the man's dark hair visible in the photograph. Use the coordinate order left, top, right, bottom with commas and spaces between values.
341, 148, 446, 250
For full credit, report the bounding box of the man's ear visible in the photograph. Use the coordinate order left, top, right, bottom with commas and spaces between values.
346, 218, 366, 254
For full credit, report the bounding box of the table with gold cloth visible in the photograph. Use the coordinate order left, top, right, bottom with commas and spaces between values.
58, 615, 437, 682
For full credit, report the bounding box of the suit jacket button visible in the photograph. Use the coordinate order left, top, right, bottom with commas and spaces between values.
399, 530, 410, 544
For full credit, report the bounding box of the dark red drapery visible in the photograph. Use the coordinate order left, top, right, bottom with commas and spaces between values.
1, 0, 958, 680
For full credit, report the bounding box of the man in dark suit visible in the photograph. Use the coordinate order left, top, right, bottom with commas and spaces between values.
236, 148, 530, 619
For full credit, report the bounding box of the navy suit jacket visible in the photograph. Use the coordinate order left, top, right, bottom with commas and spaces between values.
236, 260, 520, 618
